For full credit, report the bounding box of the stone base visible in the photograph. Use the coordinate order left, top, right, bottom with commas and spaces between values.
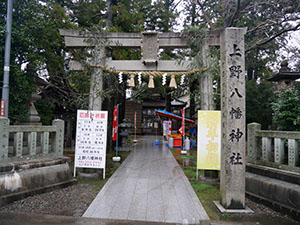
78, 171, 100, 178
0, 157, 76, 206
213, 201, 253, 213
112, 156, 121, 162
181, 150, 187, 154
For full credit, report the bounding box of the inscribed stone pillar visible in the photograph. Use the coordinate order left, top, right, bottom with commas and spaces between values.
52, 119, 65, 156
0, 117, 9, 162
262, 137, 272, 162
14, 132, 23, 157
89, 47, 105, 110
220, 27, 247, 209
28, 132, 37, 156
288, 139, 299, 166
274, 138, 285, 163
247, 123, 261, 163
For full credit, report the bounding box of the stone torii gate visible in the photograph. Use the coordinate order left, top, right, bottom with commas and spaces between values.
60, 27, 247, 210
59, 30, 220, 110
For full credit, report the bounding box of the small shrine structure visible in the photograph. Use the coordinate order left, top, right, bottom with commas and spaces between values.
268, 61, 300, 94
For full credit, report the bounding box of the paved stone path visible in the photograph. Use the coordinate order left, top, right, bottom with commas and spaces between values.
83, 136, 210, 224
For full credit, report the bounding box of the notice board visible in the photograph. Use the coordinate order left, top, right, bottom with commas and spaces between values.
74, 110, 108, 178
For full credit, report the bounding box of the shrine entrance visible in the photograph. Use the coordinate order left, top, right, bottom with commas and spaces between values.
60, 28, 248, 210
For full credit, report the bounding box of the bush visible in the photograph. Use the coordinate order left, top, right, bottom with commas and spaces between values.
271, 88, 300, 131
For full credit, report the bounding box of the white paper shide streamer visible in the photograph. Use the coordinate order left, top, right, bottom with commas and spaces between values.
180, 75, 185, 85
118, 72, 123, 84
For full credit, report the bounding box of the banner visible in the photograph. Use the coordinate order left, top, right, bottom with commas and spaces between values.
163, 120, 172, 136
197, 111, 221, 170
134, 112, 137, 130
178, 109, 185, 135
112, 106, 118, 141
0, 99, 5, 117
75, 110, 108, 169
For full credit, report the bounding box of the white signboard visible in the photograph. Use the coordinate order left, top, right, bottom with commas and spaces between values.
74, 110, 108, 179
163, 121, 171, 136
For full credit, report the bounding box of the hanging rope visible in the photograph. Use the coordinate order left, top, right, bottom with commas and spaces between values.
90, 64, 208, 76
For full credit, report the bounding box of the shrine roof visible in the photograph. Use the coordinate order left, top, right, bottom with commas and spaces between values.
268, 71, 300, 81
268, 61, 300, 82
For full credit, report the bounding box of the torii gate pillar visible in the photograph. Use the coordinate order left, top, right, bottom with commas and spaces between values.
220, 27, 247, 209
89, 47, 105, 110
200, 40, 214, 110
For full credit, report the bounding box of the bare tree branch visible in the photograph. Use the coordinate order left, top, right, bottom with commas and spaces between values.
246, 23, 300, 53
172, 0, 182, 11
229, 0, 240, 27
196, 0, 213, 28
247, 19, 281, 34
229, 0, 253, 27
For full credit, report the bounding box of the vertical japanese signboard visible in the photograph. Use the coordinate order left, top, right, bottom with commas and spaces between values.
0, 100, 5, 117
74, 110, 108, 179
112, 106, 118, 141
134, 112, 137, 130
220, 27, 247, 209
163, 120, 172, 136
197, 111, 221, 170
178, 109, 185, 135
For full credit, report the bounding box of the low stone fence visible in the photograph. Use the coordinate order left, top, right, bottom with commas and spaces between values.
0, 117, 64, 163
0, 117, 76, 206
247, 123, 300, 170
246, 123, 300, 214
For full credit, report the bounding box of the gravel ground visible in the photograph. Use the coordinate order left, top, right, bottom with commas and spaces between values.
0, 182, 290, 217
0, 182, 299, 225
245, 197, 280, 215
0, 183, 99, 217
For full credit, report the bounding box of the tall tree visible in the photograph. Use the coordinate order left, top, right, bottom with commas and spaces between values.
183, 0, 300, 79
181, 0, 300, 128
246, 79, 274, 129
0, 0, 76, 122
148, 0, 180, 32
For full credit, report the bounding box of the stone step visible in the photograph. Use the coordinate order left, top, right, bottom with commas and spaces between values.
246, 163, 300, 185
245, 171, 300, 214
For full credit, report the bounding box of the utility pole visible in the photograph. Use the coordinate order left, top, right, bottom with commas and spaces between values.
1, 0, 13, 117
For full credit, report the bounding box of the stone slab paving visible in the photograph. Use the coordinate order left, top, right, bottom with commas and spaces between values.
83, 136, 210, 224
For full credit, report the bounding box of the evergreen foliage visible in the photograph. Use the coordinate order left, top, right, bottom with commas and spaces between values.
271, 88, 300, 131
1, 0, 299, 127
0, 0, 75, 122
246, 79, 274, 129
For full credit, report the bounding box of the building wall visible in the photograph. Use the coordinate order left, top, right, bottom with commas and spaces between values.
125, 100, 143, 134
